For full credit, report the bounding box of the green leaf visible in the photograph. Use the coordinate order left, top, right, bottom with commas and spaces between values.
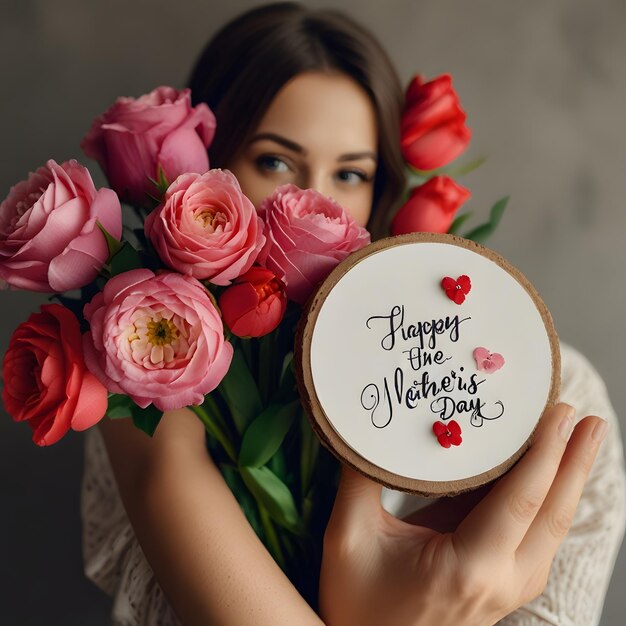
444, 155, 487, 178
274, 353, 296, 403
96, 220, 123, 260
258, 330, 278, 405
106, 393, 134, 419
131, 403, 163, 437
220, 463, 263, 538
240, 465, 304, 534
190, 400, 237, 463
157, 165, 170, 193
109, 241, 143, 276
239, 401, 299, 468
447, 212, 473, 235
405, 155, 486, 180
462, 196, 510, 244
146, 166, 171, 201
218, 348, 263, 433
267, 446, 288, 483
280, 352, 294, 384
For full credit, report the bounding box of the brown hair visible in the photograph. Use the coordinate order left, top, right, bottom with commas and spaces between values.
187, 1, 406, 238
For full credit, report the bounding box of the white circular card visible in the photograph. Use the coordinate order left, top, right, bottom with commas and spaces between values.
296, 233, 560, 496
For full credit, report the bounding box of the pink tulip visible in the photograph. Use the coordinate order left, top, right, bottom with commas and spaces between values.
0, 159, 122, 292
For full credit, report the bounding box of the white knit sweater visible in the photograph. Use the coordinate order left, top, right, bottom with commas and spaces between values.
81, 342, 626, 625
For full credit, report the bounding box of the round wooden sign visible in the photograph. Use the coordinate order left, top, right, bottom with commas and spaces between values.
295, 233, 560, 497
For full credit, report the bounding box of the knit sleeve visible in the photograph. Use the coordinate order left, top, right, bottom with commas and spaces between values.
80, 424, 182, 626
496, 342, 626, 625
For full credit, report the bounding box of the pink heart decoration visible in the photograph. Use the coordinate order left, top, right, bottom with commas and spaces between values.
473, 347, 505, 373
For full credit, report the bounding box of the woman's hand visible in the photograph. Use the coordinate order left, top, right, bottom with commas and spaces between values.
319, 403, 608, 626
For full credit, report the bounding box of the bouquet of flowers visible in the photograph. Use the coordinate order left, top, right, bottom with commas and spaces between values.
0, 75, 507, 608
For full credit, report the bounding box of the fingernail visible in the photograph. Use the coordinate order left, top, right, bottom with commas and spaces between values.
558, 406, 575, 441
592, 418, 609, 443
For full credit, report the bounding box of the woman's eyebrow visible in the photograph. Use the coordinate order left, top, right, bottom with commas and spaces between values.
249, 132, 377, 163
337, 151, 377, 163
249, 132, 306, 154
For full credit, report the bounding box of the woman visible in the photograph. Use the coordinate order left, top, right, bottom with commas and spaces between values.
82, 3, 626, 625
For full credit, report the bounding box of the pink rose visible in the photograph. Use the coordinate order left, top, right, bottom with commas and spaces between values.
144, 169, 264, 285
81, 86, 216, 206
0, 159, 122, 292
258, 184, 371, 304
82, 269, 233, 411
2, 304, 108, 446
391, 175, 471, 235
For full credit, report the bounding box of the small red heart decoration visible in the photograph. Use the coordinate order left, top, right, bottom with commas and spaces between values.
432, 420, 463, 448
441, 275, 471, 304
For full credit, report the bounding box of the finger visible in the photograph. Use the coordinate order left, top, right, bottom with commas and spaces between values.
454, 402, 576, 557
516, 415, 607, 567
328, 463, 383, 532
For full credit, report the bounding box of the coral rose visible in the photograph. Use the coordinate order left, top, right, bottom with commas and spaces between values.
81, 86, 216, 206
258, 184, 370, 304
390, 176, 470, 235
144, 169, 264, 285
219, 266, 287, 338
82, 269, 233, 411
0, 159, 122, 292
401, 74, 472, 171
1, 304, 108, 446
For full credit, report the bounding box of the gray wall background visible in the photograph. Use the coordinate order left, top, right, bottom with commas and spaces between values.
1, 0, 624, 624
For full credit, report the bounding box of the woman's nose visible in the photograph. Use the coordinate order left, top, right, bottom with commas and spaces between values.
298, 170, 333, 198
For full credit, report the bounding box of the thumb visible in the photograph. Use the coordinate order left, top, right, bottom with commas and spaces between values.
329, 463, 383, 531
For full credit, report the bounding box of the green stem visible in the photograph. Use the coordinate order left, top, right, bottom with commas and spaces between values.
239, 338, 253, 375
258, 503, 287, 571
258, 330, 277, 406
202, 393, 234, 441
190, 404, 237, 463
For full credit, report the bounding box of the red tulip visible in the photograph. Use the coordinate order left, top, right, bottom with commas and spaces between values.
219, 267, 287, 338
391, 176, 470, 235
401, 74, 471, 171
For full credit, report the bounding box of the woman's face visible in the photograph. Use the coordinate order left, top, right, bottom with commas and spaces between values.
226, 71, 378, 227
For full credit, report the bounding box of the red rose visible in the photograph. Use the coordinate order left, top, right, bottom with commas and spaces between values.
390, 176, 470, 235
2, 304, 108, 446
219, 266, 287, 338
401, 74, 471, 171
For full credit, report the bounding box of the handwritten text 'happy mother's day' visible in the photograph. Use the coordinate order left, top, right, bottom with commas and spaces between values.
360, 305, 504, 430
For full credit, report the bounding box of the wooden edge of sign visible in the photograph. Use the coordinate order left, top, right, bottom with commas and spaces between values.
294, 232, 561, 498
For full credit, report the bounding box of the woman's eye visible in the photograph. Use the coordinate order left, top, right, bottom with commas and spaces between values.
255, 155, 290, 173
336, 169, 371, 185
